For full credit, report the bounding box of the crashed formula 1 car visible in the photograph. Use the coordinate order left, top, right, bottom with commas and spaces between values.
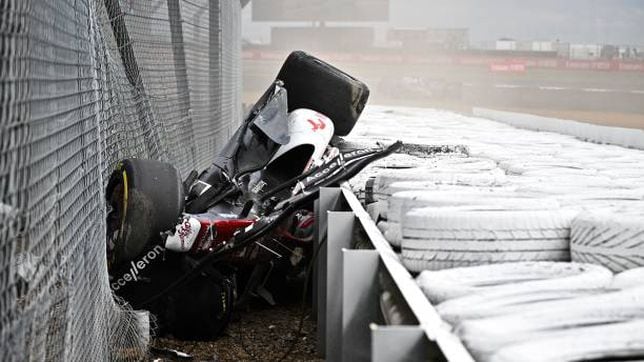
106, 51, 401, 339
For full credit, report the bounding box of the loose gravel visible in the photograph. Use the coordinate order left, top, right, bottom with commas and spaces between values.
151, 300, 321, 361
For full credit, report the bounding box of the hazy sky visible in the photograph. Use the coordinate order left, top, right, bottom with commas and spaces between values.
243, 0, 644, 46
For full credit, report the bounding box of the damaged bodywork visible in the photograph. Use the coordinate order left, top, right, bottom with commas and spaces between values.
105, 51, 400, 339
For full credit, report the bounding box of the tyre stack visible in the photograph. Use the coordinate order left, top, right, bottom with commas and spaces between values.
348, 106, 644, 360
571, 209, 644, 273
503, 154, 644, 210
351, 107, 644, 274
367, 155, 514, 249
415, 262, 644, 362
402, 207, 576, 272
366, 156, 505, 203
382, 188, 540, 248
367, 154, 572, 271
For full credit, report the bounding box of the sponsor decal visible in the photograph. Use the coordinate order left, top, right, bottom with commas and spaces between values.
307, 118, 326, 132
304, 157, 342, 184
165, 217, 201, 252
111, 244, 164, 291
343, 148, 376, 160
177, 218, 193, 249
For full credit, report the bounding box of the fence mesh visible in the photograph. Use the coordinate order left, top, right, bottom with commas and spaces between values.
0, 0, 242, 360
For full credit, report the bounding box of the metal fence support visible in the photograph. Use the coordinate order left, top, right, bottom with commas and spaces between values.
316, 187, 343, 357
371, 325, 434, 362
167, 0, 195, 164
325, 211, 355, 361
312, 186, 474, 361
317, 187, 344, 241
313, 198, 319, 320
342, 249, 380, 362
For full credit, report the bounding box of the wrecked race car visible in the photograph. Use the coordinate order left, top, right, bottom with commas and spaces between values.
105, 51, 401, 340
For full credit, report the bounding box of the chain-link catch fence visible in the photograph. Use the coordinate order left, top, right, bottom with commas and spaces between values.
0, 0, 242, 359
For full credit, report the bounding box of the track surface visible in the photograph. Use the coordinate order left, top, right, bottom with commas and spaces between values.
244, 59, 644, 129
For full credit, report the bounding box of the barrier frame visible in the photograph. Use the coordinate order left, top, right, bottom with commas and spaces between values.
315, 186, 475, 361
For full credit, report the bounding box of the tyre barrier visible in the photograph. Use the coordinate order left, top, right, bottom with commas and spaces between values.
455, 287, 644, 360
500, 161, 597, 177
402, 208, 578, 272
369, 181, 509, 219
383, 191, 559, 248
437, 288, 603, 325
379, 270, 417, 326
514, 176, 619, 194
367, 180, 442, 214
416, 261, 612, 304
488, 320, 644, 362
571, 210, 644, 272
374, 168, 508, 191
348, 105, 644, 361
612, 267, 644, 289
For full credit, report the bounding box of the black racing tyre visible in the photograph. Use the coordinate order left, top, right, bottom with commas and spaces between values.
277, 51, 369, 136
110, 250, 235, 340
161, 270, 235, 340
106, 159, 184, 266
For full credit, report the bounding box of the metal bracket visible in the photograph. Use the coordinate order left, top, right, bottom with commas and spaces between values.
371, 325, 435, 362
342, 249, 380, 362
315, 187, 343, 357
324, 211, 355, 361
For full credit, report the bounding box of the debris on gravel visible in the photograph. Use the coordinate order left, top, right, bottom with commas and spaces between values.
151, 300, 321, 361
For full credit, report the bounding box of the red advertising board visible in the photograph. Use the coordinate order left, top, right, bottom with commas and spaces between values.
490, 61, 527, 73
243, 49, 644, 73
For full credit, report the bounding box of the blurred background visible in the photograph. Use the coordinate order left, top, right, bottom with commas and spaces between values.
242, 0, 644, 129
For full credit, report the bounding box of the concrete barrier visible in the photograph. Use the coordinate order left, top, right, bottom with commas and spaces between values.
473, 108, 644, 150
